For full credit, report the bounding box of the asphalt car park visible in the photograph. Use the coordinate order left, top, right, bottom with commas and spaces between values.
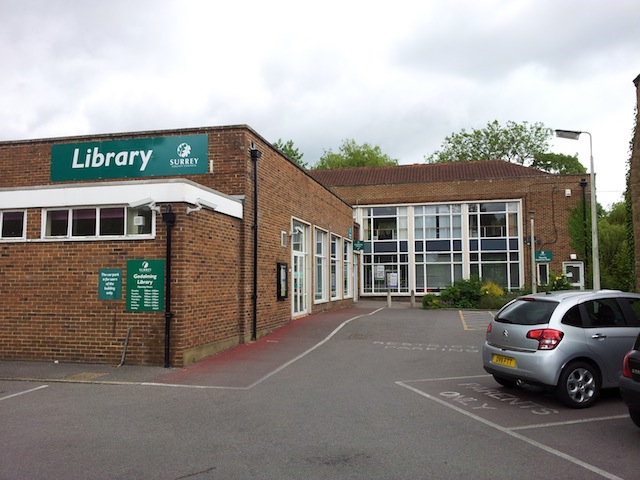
1, 303, 639, 480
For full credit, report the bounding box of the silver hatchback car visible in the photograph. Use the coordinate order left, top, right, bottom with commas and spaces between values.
482, 290, 640, 408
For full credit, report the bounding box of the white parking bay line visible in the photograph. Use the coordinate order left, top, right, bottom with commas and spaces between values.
510, 415, 630, 431
397, 381, 624, 480
0, 385, 48, 402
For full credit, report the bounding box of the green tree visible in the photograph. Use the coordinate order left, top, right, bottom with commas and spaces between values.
531, 152, 586, 174
425, 120, 551, 166
273, 138, 308, 169
568, 198, 591, 284
600, 201, 634, 291
568, 199, 634, 291
315, 139, 397, 170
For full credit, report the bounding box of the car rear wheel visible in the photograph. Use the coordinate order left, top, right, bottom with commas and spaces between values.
493, 375, 520, 388
556, 361, 600, 409
629, 409, 640, 428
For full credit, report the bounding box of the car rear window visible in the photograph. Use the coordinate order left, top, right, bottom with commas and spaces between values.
496, 298, 558, 325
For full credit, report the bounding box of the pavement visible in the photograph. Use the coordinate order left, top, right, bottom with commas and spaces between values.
0, 299, 413, 387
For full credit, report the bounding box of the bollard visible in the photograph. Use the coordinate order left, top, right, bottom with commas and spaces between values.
410, 290, 415, 308
387, 288, 392, 307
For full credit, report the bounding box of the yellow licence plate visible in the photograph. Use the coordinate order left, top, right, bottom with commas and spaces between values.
492, 354, 516, 368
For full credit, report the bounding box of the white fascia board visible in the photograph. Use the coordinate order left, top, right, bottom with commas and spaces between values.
0, 179, 243, 219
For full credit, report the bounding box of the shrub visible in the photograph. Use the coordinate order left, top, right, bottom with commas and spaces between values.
481, 281, 504, 298
422, 278, 511, 310
541, 272, 573, 291
478, 294, 506, 310
479, 280, 505, 310
440, 276, 483, 308
421, 293, 441, 309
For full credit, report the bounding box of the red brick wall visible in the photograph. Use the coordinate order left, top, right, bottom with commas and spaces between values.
0, 236, 167, 364
233, 132, 355, 341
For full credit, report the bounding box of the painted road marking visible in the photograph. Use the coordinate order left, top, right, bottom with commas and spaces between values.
459, 310, 495, 330
397, 376, 624, 480
509, 415, 630, 431
0, 385, 48, 402
373, 341, 479, 353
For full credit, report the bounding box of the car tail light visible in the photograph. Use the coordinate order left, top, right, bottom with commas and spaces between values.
486, 323, 492, 340
623, 351, 632, 378
526, 329, 564, 350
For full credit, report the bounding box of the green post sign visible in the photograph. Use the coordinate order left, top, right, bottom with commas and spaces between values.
535, 250, 553, 262
51, 134, 208, 181
98, 268, 122, 300
126, 260, 164, 312
353, 240, 365, 251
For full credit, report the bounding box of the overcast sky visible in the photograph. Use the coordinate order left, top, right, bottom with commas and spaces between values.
1, 0, 638, 208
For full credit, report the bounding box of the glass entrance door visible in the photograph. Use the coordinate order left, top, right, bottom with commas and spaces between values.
292, 222, 308, 315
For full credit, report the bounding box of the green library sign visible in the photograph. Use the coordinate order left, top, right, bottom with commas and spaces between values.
51, 134, 208, 181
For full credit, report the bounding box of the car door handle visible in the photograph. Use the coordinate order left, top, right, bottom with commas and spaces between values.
591, 333, 607, 340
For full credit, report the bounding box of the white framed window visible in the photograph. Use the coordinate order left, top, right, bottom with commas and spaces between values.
314, 228, 328, 302
43, 206, 153, 239
343, 239, 353, 298
0, 210, 26, 240
330, 234, 342, 300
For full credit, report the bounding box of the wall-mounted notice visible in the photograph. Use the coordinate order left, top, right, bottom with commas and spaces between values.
126, 260, 164, 312
99, 268, 122, 300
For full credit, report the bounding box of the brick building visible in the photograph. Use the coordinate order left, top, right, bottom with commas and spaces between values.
631, 74, 640, 291
0, 125, 354, 366
0, 123, 594, 366
310, 160, 588, 296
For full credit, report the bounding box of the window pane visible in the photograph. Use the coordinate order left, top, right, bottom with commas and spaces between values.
127, 207, 152, 235
100, 208, 125, 236
426, 264, 451, 289
508, 212, 518, 236
373, 207, 396, 216
483, 263, 508, 287
2, 211, 24, 238
315, 229, 326, 301
47, 210, 69, 237
72, 209, 96, 236
481, 202, 505, 213
480, 213, 506, 237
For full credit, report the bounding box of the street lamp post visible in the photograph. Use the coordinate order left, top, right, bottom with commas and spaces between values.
530, 211, 537, 294
554, 130, 600, 291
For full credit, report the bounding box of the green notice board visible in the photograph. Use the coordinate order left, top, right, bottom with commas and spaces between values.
126, 260, 164, 312
99, 268, 122, 300
535, 250, 553, 262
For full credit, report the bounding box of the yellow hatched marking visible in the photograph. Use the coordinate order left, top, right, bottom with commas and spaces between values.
459, 310, 495, 331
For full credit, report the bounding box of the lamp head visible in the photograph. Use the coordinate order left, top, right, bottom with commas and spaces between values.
555, 129, 582, 140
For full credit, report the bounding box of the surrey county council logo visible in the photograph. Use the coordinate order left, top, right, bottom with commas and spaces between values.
169, 140, 201, 168
176, 143, 192, 158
